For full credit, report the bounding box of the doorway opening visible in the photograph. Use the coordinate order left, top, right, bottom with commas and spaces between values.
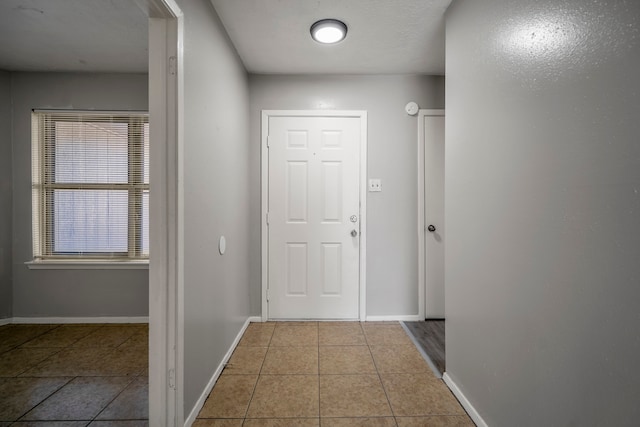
414, 109, 445, 378
146, 0, 183, 425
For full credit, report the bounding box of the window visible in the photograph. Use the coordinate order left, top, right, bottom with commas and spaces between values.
31, 111, 149, 262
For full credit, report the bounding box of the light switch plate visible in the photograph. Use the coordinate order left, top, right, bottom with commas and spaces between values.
369, 179, 382, 192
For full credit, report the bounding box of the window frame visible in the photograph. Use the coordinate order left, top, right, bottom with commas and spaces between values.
30, 110, 150, 264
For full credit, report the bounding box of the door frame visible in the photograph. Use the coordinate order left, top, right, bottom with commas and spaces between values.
143, 0, 184, 425
417, 109, 445, 320
261, 110, 368, 322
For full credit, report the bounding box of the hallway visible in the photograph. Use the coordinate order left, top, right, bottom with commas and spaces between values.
194, 321, 472, 426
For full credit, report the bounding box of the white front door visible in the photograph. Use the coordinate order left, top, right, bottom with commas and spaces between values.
267, 115, 361, 319
423, 112, 445, 318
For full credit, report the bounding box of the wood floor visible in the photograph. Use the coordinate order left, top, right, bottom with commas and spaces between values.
403, 320, 445, 377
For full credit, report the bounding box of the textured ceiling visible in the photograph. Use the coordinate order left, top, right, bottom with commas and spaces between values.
211, 0, 452, 75
0, 0, 148, 73
0, 0, 451, 75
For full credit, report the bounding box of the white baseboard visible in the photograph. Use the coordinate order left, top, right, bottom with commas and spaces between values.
0, 318, 11, 326
366, 314, 423, 322
184, 317, 253, 427
443, 372, 488, 427
11, 316, 149, 324
248, 316, 262, 323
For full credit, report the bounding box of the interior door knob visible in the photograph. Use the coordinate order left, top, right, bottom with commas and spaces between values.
427, 225, 436, 232
351, 229, 358, 237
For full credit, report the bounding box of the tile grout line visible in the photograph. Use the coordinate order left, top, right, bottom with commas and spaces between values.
3, 325, 49, 421
196, 322, 468, 425
89, 374, 139, 423
11, 375, 76, 423
317, 322, 321, 423
0, 324, 63, 356
21, 326, 135, 378
368, 322, 399, 425
13, 346, 66, 377
2, 323, 150, 424
9, 325, 85, 422
240, 323, 274, 425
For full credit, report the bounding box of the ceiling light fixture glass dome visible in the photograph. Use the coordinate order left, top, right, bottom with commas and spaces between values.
310, 19, 348, 44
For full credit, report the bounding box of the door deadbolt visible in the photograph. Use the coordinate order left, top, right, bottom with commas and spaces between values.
427, 225, 436, 232
351, 229, 358, 237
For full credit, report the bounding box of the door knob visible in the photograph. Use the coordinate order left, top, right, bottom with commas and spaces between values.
351, 229, 358, 237
427, 225, 436, 232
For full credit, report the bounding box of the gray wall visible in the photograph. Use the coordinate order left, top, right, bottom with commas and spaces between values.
0, 70, 11, 319
445, 0, 640, 425
177, 0, 252, 416
249, 75, 445, 317
11, 72, 149, 318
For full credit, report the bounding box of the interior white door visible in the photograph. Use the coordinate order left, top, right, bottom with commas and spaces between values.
424, 113, 445, 318
268, 116, 360, 319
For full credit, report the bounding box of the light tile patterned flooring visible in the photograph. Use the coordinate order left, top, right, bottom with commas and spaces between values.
195, 322, 474, 427
0, 321, 473, 426
0, 323, 148, 426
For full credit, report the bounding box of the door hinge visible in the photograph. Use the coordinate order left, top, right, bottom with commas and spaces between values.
168, 56, 177, 76
267, 135, 271, 148
266, 288, 270, 302
168, 368, 175, 389
266, 212, 269, 225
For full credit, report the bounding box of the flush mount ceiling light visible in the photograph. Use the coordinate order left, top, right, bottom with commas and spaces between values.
310, 19, 347, 44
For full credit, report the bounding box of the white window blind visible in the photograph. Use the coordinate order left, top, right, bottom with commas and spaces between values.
31, 111, 149, 261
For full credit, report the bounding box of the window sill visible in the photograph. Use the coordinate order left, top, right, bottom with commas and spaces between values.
25, 260, 149, 270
